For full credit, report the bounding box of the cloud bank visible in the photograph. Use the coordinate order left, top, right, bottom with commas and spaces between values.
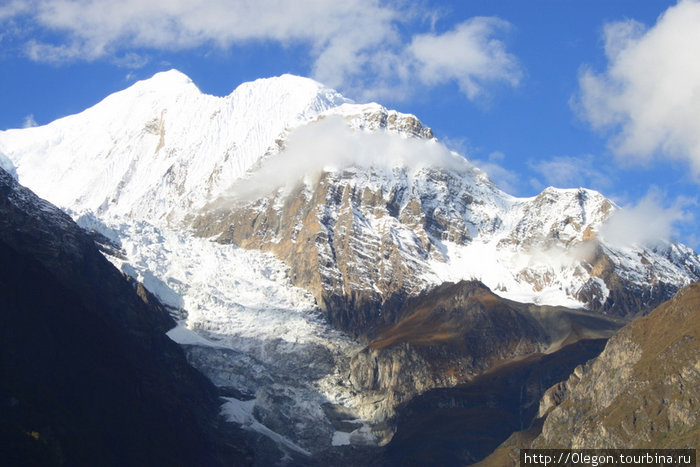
228, 115, 471, 200
599, 190, 692, 248
575, 0, 700, 178
2, 0, 521, 102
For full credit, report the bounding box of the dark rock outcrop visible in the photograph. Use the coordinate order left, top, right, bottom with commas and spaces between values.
0, 168, 253, 466
384, 338, 609, 466
346, 281, 623, 423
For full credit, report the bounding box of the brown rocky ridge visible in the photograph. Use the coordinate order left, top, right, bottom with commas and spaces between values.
478, 281, 700, 466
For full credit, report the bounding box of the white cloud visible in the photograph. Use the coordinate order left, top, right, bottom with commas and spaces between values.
684, 233, 700, 250
22, 114, 37, 128
2, 0, 521, 102
408, 17, 522, 100
26, 40, 88, 63
0, 0, 29, 21
529, 154, 612, 190
227, 115, 471, 200
575, 0, 700, 178
599, 190, 693, 248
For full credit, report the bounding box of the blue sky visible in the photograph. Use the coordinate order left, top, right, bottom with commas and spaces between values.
1, 0, 698, 249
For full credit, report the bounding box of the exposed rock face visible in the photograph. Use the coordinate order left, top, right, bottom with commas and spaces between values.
0, 168, 253, 466
197, 160, 699, 341
384, 338, 609, 466
532, 282, 700, 449
344, 281, 623, 423
196, 166, 469, 335
480, 282, 700, 466
329, 102, 435, 140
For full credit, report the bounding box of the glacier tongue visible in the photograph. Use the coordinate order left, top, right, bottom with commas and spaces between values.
82, 214, 377, 453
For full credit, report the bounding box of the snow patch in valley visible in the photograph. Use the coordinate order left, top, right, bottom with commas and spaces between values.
331, 423, 377, 447
221, 397, 311, 456
166, 324, 227, 348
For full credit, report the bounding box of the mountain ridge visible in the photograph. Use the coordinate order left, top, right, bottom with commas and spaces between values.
3, 68, 691, 316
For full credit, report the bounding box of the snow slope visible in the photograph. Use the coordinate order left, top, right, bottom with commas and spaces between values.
0, 70, 350, 223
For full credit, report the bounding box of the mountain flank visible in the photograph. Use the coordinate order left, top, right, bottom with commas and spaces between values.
478, 281, 700, 466
0, 168, 253, 466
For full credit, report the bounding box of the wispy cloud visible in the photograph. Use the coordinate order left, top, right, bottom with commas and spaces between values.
599, 189, 694, 248
684, 233, 700, 250
469, 151, 520, 194
227, 115, 471, 200
0, 0, 30, 21
574, 0, 700, 180
529, 154, 612, 191
408, 17, 521, 101
1, 0, 522, 102
22, 114, 37, 128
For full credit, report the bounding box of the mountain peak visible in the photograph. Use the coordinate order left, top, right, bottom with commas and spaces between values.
126, 69, 200, 96
231, 73, 352, 112
0, 70, 353, 222
150, 68, 194, 84
128, 70, 349, 107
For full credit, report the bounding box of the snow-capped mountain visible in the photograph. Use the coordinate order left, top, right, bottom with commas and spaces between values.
2, 70, 696, 318
2, 70, 699, 458
0, 70, 349, 223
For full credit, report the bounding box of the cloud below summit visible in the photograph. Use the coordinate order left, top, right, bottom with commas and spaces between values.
600, 190, 693, 248
227, 116, 471, 201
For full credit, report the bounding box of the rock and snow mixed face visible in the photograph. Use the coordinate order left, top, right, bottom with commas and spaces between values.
1, 70, 699, 454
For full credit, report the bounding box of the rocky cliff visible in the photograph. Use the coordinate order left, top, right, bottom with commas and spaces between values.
344, 280, 623, 425
478, 282, 700, 466
532, 281, 700, 449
